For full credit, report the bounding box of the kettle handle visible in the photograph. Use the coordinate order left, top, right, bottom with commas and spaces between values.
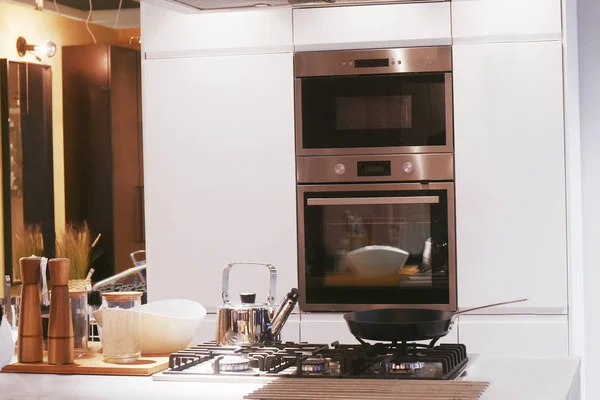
221, 263, 277, 307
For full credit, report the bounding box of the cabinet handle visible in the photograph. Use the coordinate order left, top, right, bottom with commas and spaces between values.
307, 196, 440, 206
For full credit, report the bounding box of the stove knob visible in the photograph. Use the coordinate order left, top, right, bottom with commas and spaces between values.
403, 161, 414, 174
334, 163, 346, 175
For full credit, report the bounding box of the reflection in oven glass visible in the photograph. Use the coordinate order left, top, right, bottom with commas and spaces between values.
324, 204, 431, 278
335, 95, 412, 130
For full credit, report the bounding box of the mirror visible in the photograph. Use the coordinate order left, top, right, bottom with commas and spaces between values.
0, 60, 55, 281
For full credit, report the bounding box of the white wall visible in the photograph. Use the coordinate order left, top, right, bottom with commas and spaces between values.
562, 0, 586, 397
577, 0, 600, 398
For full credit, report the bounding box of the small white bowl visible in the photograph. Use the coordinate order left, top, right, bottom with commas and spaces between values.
94, 299, 206, 355
346, 245, 410, 277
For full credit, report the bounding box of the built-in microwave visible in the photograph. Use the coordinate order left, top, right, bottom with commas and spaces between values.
294, 46, 453, 156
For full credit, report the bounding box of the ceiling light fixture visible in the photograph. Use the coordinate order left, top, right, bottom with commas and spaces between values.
16, 37, 57, 59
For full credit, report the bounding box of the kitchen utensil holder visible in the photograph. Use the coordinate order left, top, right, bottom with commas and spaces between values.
100, 291, 143, 363
69, 290, 88, 357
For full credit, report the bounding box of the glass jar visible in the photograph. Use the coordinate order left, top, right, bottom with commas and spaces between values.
69, 289, 88, 358
100, 292, 142, 363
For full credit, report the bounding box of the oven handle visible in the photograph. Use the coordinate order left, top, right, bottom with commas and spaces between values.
306, 196, 440, 206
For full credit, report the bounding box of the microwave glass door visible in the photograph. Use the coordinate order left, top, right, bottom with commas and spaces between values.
299, 184, 455, 310
298, 73, 451, 153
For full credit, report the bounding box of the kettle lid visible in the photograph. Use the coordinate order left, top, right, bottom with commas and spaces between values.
240, 293, 256, 304
221, 292, 269, 310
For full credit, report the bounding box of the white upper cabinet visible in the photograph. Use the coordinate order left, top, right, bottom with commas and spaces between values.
293, 2, 451, 51
141, 3, 293, 58
452, 0, 562, 44
143, 53, 297, 311
453, 41, 567, 312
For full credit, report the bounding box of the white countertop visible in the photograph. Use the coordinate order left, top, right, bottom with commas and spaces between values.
0, 356, 581, 400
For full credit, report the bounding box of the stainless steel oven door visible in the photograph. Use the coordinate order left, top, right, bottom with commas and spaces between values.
297, 182, 456, 312
294, 47, 453, 157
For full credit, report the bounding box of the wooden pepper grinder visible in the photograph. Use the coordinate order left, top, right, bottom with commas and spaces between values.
48, 258, 74, 365
17, 257, 43, 363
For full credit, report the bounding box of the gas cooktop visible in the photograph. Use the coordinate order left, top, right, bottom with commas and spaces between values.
152, 341, 472, 382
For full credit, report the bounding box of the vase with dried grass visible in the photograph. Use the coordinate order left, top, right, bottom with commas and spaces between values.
56, 222, 101, 286
12, 224, 44, 282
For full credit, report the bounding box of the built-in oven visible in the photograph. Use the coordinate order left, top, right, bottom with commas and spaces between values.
294, 46, 453, 156
296, 154, 456, 312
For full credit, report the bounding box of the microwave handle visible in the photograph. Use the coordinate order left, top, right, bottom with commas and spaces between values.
307, 196, 440, 206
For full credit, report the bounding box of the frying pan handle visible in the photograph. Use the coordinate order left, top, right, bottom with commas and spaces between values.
454, 298, 529, 316
447, 298, 529, 329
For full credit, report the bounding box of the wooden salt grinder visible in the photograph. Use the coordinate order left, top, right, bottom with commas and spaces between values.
48, 258, 74, 365
17, 257, 43, 363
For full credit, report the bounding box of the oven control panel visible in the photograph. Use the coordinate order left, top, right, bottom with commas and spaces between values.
296, 154, 454, 184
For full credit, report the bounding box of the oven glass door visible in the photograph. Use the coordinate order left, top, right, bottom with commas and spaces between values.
298, 183, 455, 311
297, 73, 452, 155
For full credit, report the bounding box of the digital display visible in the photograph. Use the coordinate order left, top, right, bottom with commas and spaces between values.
357, 161, 391, 177
354, 58, 389, 68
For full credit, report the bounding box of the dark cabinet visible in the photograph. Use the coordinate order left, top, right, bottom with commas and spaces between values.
62, 45, 144, 281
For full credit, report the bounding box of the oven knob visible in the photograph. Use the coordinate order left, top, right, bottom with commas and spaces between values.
403, 162, 414, 174
334, 163, 346, 175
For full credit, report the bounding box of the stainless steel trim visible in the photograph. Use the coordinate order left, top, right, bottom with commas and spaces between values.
296, 145, 453, 157
445, 72, 454, 153
294, 79, 303, 157
307, 196, 439, 206
92, 265, 147, 291
296, 182, 456, 312
294, 70, 454, 157
167, 0, 451, 13
295, 47, 452, 77
297, 153, 453, 183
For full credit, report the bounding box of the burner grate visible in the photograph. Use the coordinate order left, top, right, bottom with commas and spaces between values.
376, 344, 469, 380
165, 341, 470, 380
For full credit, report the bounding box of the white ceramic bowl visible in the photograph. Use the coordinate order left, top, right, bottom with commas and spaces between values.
94, 299, 206, 355
346, 245, 410, 277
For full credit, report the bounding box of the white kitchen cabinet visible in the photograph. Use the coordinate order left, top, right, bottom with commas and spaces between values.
300, 313, 458, 345
453, 41, 567, 312
452, 0, 562, 44
459, 315, 569, 357
142, 53, 297, 312
292, 2, 451, 51
141, 3, 293, 58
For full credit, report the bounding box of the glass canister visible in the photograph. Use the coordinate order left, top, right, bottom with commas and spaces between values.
69, 289, 89, 358
100, 292, 142, 363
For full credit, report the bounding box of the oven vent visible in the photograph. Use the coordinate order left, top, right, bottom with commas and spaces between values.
163, 0, 448, 12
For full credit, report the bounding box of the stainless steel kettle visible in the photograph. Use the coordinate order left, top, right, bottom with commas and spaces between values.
215, 263, 299, 346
